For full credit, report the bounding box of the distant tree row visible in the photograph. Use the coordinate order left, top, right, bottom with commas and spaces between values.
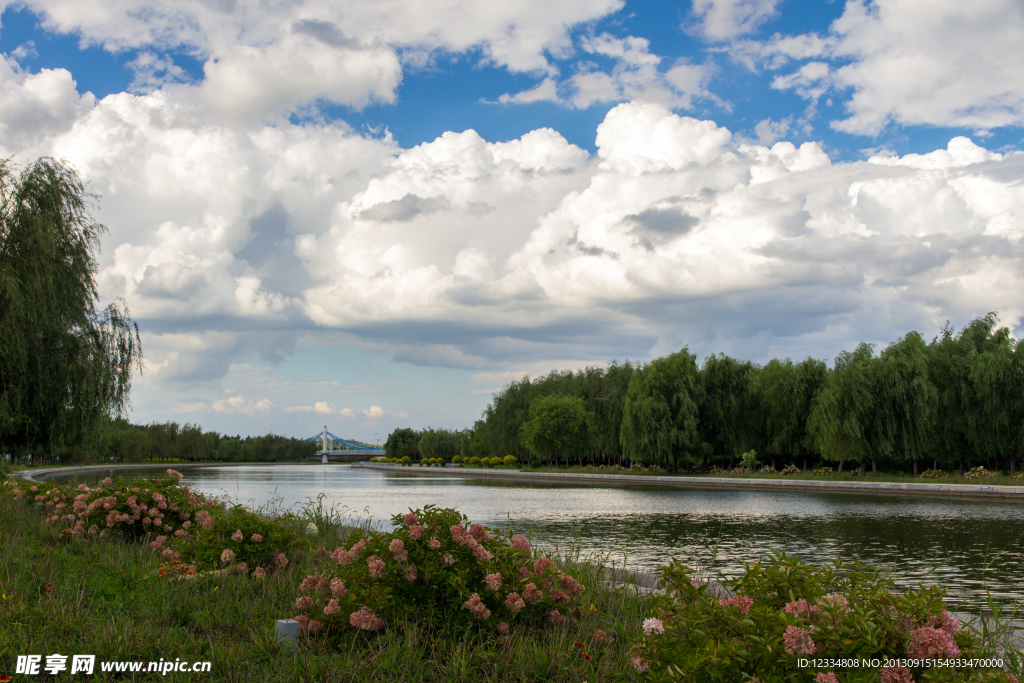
4, 418, 317, 466
411, 314, 1022, 476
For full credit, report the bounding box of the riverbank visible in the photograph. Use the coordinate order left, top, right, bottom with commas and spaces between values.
8, 461, 324, 483
355, 462, 1024, 500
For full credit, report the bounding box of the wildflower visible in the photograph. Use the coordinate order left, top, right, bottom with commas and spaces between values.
468, 523, 492, 541
404, 564, 418, 582
275, 553, 288, 568
195, 511, 214, 530
166, 469, 183, 480
292, 614, 309, 633
880, 666, 914, 683
533, 557, 556, 575
816, 673, 840, 683
307, 620, 323, 634
818, 594, 849, 612
252, 567, 265, 580
348, 538, 366, 557
908, 626, 960, 659
156, 535, 168, 544
522, 583, 543, 605
559, 574, 585, 598
182, 521, 192, 530
592, 629, 614, 645
784, 598, 819, 620
631, 654, 650, 673
783, 625, 816, 655
102, 477, 113, 485
299, 575, 322, 593
548, 609, 564, 625
517, 567, 531, 580
505, 592, 525, 613
162, 549, 176, 559
450, 524, 478, 549
324, 599, 341, 615
409, 524, 425, 540
235, 562, 248, 574
403, 512, 419, 526
642, 617, 665, 635
330, 578, 347, 597
440, 552, 455, 567
295, 596, 313, 610
927, 611, 959, 634
331, 547, 351, 565
464, 593, 491, 620
220, 549, 236, 563
473, 545, 494, 562
250, 533, 263, 543
231, 530, 244, 542
552, 590, 570, 604
174, 529, 187, 538
720, 595, 754, 615
510, 535, 530, 552
428, 538, 441, 550
368, 555, 386, 579
162, 524, 172, 533
485, 572, 502, 591
498, 622, 509, 635
87, 524, 99, 535
350, 608, 385, 631
389, 538, 408, 562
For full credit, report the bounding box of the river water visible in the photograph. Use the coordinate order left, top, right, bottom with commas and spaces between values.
46, 463, 1024, 611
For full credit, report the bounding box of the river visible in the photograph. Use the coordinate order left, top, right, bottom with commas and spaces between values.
45, 463, 1024, 611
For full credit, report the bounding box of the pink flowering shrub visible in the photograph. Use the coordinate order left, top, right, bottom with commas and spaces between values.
291, 505, 591, 637
0, 472, 300, 572
629, 551, 1003, 682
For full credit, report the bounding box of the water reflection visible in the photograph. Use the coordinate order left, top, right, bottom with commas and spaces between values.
45, 464, 1024, 610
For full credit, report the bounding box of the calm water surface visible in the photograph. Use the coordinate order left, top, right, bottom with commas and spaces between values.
49, 464, 1024, 610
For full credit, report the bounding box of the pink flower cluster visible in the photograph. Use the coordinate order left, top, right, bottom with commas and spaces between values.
250, 533, 262, 543
719, 595, 754, 615
330, 578, 347, 597
522, 583, 543, 605
927, 611, 959, 634
220, 549, 236, 563
408, 524, 425, 540
166, 469, 183, 480
484, 573, 502, 590
880, 666, 914, 683
783, 625, 816, 655
450, 525, 478, 549
559, 574, 585, 598
402, 512, 419, 526
350, 608, 385, 631
819, 594, 848, 612
463, 593, 491, 620
642, 617, 665, 635
389, 539, 408, 562
440, 552, 455, 567
231, 529, 244, 542
300, 574, 331, 594
468, 523, 492, 541
816, 673, 840, 683
368, 555, 386, 579
472, 545, 494, 562
907, 626, 960, 659
195, 510, 214, 530
510, 535, 530, 552
505, 592, 525, 613
331, 538, 366, 566
323, 599, 341, 615
427, 538, 441, 550
532, 557, 556, 575
784, 598, 820, 620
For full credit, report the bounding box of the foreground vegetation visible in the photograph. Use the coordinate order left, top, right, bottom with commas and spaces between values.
3, 471, 1022, 682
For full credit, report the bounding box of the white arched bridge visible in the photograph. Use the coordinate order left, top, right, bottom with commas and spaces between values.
305, 426, 384, 462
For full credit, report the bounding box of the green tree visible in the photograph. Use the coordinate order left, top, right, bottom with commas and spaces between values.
418, 429, 465, 461
876, 332, 935, 475
520, 394, 596, 467
698, 354, 757, 468
0, 158, 141, 463
384, 428, 422, 459
620, 349, 701, 472
758, 357, 827, 471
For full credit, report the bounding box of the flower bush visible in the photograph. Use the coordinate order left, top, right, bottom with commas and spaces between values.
963, 466, 995, 480
780, 464, 801, 475
629, 551, 1014, 682
0, 472, 300, 573
291, 505, 591, 637
812, 467, 834, 476
920, 469, 946, 479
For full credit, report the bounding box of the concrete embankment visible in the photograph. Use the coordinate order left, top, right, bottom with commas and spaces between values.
12, 462, 237, 483
353, 462, 1024, 500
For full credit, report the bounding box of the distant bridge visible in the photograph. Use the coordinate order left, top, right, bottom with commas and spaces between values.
305, 426, 384, 462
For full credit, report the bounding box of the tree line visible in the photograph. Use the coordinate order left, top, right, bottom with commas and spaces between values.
4, 417, 318, 466
395, 314, 1022, 476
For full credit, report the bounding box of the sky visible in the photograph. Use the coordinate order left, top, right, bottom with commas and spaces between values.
1, 0, 1022, 441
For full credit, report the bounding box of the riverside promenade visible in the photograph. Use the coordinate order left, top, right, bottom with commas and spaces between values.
353, 462, 1024, 501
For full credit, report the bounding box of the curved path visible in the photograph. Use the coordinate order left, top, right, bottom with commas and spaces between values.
355, 463, 1024, 500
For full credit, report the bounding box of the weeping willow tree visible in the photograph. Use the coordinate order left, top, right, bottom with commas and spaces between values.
0, 158, 142, 463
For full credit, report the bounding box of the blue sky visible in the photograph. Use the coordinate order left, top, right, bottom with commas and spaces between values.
1, 0, 1022, 440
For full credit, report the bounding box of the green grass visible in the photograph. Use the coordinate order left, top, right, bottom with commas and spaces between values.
0, 491, 647, 682
502, 464, 1024, 487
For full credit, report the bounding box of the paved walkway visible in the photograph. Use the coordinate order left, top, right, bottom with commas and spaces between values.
353, 463, 1024, 500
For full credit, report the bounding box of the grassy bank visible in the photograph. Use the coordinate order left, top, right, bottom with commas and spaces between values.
447, 464, 1024, 488
0, 479, 645, 682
